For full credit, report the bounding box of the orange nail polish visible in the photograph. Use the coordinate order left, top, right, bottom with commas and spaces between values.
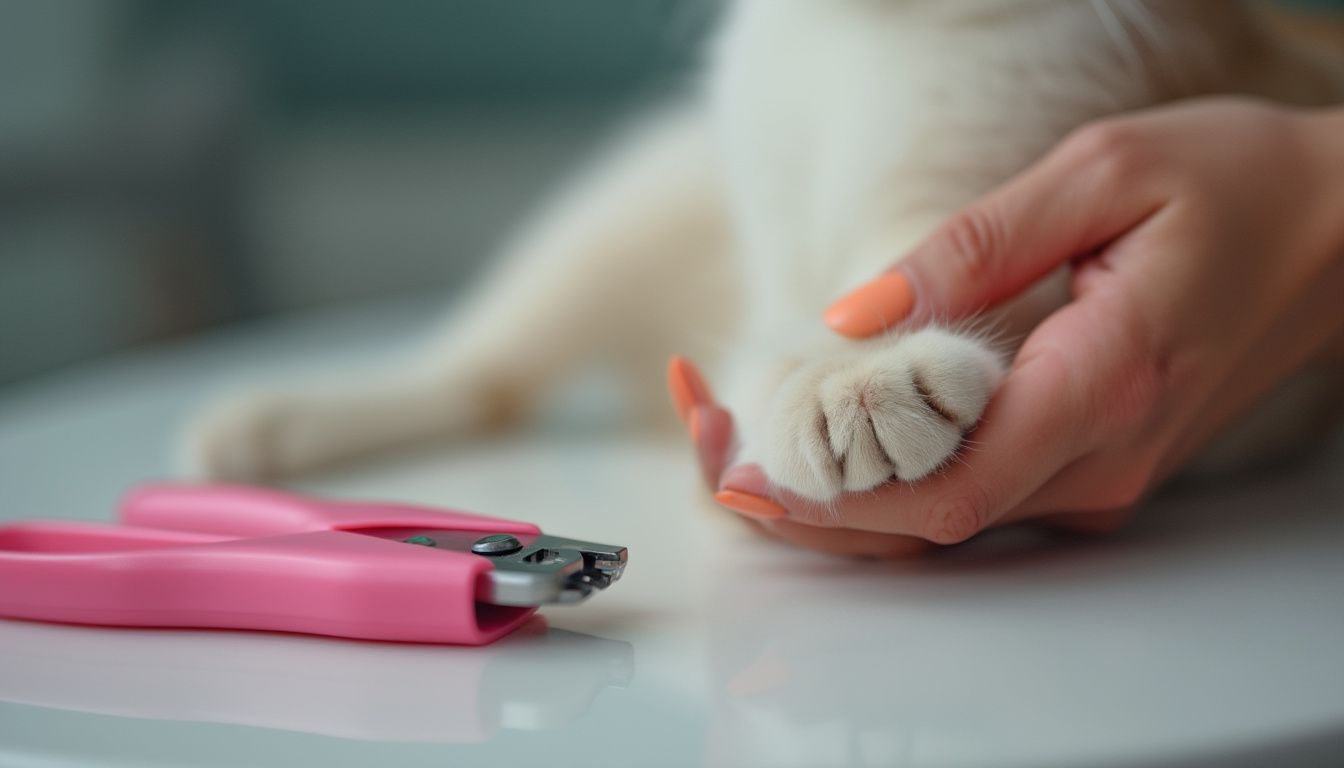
823, 272, 914, 338
667, 356, 713, 425
714, 490, 787, 520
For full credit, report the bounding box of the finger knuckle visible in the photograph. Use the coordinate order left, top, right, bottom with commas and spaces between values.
1097, 355, 1168, 435
924, 486, 992, 545
1061, 120, 1154, 191
1090, 506, 1138, 533
1091, 451, 1159, 510
1096, 469, 1153, 511
1081, 292, 1175, 436
1063, 119, 1141, 162
939, 208, 1004, 284
1135, 349, 1174, 425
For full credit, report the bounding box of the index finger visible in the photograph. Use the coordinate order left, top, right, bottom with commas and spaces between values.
825, 120, 1167, 337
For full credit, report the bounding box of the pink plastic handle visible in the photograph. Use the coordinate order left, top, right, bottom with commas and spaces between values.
0, 484, 548, 644
121, 483, 540, 538
0, 524, 535, 644
0, 519, 230, 552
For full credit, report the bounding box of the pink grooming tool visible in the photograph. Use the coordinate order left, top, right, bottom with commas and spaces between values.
0, 484, 627, 645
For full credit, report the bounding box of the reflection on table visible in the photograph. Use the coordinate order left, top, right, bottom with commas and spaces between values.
0, 617, 632, 743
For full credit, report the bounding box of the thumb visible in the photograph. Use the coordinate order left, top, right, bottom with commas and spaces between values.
824, 124, 1167, 337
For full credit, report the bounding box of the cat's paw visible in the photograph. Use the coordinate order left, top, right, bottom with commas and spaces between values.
758, 328, 1004, 501
184, 393, 326, 481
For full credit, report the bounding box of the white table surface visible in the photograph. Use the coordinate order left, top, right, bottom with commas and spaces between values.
2, 299, 1343, 768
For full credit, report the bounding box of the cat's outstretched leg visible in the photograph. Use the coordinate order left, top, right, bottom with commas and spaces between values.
188, 109, 735, 480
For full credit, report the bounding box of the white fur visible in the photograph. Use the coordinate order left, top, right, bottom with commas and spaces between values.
188, 1, 1344, 499
750, 327, 1004, 501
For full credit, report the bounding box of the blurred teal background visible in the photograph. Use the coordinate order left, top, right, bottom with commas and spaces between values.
0, 0, 713, 384
2, 0, 1340, 385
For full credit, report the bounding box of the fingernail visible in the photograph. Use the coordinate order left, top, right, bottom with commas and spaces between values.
667, 356, 712, 425
823, 272, 914, 338
714, 489, 787, 520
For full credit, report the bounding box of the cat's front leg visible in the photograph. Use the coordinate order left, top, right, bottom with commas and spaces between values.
187, 107, 734, 481
745, 328, 1005, 503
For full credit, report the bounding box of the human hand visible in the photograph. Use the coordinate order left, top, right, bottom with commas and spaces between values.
674, 99, 1344, 555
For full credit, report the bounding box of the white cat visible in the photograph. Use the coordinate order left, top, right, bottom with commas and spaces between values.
190, 1, 1344, 506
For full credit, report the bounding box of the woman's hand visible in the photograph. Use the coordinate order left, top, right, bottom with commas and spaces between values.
674, 99, 1344, 556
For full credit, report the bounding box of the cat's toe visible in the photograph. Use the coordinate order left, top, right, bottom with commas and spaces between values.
756, 365, 846, 501
819, 361, 965, 489
816, 371, 902, 491
765, 366, 964, 501
758, 329, 1004, 502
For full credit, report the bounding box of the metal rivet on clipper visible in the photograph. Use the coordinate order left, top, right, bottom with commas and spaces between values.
471, 534, 523, 556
